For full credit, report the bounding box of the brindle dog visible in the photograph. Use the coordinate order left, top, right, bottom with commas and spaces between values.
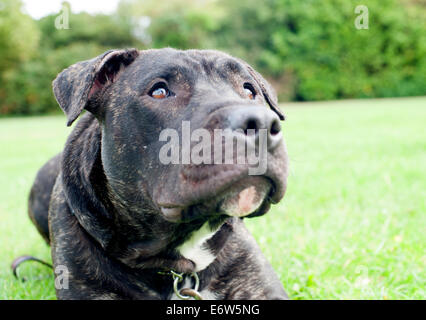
27, 48, 289, 299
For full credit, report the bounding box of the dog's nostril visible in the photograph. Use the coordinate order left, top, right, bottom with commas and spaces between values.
244, 118, 259, 135
270, 119, 281, 136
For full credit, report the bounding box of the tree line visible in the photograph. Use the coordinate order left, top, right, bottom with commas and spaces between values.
0, 0, 424, 115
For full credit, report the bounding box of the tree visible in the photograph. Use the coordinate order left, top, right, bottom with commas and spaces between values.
0, 0, 39, 74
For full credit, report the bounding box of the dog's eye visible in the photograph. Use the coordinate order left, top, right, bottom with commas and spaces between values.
243, 83, 256, 100
150, 83, 169, 99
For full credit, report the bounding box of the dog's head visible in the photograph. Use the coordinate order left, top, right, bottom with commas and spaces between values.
54, 48, 288, 264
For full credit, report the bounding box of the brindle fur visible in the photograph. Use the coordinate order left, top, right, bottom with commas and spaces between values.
28, 48, 289, 299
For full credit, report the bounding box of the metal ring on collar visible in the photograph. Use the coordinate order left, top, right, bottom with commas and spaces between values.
173, 272, 200, 300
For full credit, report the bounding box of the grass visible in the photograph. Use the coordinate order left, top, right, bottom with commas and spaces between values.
0, 97, 425, 299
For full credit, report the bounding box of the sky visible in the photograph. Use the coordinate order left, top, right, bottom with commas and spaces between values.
22, 0, 121, 19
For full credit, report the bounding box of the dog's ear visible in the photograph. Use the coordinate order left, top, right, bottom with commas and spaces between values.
53, 49, 140, 126
244, 63, 285, 121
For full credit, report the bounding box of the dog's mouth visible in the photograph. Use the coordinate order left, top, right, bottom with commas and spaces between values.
155, 149, 288, 222
158, 174, 274, 222
210, 176, 271, 217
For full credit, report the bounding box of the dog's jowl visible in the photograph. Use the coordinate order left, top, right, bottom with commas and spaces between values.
28, 48, 289, 299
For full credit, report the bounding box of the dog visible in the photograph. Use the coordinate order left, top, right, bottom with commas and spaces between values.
27, 48, 289, 299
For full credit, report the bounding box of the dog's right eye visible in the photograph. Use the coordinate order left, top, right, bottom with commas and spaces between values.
149, 83, 169, 99
243, 83, 256, 100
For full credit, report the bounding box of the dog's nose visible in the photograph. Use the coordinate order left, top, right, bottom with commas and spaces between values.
227, 106, 282, 150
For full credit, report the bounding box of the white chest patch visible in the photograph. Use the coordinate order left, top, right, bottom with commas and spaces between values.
199, 288, 219, 300
177, 222, 219, 272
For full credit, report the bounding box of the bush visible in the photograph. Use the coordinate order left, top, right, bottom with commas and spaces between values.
217, 0, 426, 101
0, 0, 425, 115
1, 43, 110, 115
0, 7, 142, 116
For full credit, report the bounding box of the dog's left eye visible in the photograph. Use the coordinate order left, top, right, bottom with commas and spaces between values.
149, 83, 169, 99
243, 83, 256, 100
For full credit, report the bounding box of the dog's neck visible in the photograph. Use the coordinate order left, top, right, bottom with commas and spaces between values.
108, 212, 235, 274
175, 221, 222, 272
68, 116, 233, 273
61, 114, 233, 278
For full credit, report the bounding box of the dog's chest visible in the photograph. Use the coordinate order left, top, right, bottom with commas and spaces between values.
176, 222, 219, 272
167, 222, 227, 300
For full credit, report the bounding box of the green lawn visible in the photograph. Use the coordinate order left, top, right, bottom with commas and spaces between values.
0, 97, 425, 299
